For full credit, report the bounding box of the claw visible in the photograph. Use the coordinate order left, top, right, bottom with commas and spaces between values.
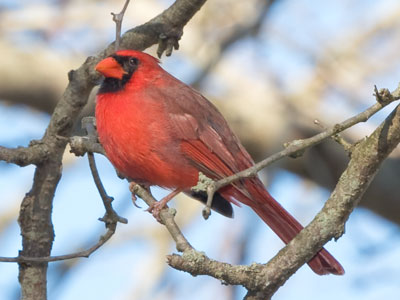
131, 192, 141, 208
129, 181, 143, 208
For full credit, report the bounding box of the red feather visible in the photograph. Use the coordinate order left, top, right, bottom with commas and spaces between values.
95, 50, 344, 275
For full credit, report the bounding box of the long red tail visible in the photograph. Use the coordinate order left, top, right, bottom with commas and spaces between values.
221, 179, 344, 275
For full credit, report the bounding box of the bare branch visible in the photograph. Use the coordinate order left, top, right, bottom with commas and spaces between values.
0, 143, 49, 166
0, 225, 116, 263
167, 251, 266, 290
88, 152, 128, 225
70, 117, 105, 156
112, 0, 131, 51
198, 85, 400, 218
245, 102, 400, 298
313, 119, 353, 153
69, 136, 105, 156
80, 116, 128, 226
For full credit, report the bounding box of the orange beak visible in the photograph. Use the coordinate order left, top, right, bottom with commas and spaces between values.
95, 57, 126, 79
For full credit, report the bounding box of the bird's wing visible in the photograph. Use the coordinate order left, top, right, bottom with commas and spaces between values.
158, 76, 255, 182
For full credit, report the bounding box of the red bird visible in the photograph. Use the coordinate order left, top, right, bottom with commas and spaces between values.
95, 50, 344, 275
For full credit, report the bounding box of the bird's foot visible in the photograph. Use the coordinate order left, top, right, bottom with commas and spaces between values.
146, 188, 183, 223
146, 201, 165, 223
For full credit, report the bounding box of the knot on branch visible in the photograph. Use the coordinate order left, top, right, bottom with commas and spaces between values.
191, 172, 217, 219
191, 172, 215, 194
374, 85, 394, 104
283, 140, 306, 158
99, 201, 128, 228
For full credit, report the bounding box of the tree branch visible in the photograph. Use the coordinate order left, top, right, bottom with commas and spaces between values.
88, 152, 128, 225
69, 136, 105, 156
0, 225, 116, 263
112, 0, 131, 51
198, 86, 400, 218
0, 143, 49, 166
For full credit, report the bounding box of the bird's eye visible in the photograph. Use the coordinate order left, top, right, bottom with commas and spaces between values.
129, 57, 138, 67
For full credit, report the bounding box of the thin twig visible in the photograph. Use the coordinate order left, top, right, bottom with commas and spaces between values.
82, 117, 128, 225
0, 226, 116, 263
331, 133, 353, 153
88, 152, 128, 225
314, 119, 353, 153
112, 0, 131, 51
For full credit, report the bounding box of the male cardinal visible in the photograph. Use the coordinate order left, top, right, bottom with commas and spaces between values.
95, 50, 344, 275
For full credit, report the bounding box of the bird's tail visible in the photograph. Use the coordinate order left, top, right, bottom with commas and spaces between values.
221, 179, 344, 275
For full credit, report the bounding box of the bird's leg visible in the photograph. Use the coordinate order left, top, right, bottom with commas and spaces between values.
147, 188, 183, 222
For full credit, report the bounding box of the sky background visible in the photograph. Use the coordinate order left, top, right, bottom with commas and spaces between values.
1, 0, 400, 299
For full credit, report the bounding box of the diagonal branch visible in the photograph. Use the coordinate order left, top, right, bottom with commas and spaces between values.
198, 85, 400, 218
244, 103, 400, 298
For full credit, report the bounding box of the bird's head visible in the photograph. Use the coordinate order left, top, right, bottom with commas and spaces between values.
95, 50, 161, 93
